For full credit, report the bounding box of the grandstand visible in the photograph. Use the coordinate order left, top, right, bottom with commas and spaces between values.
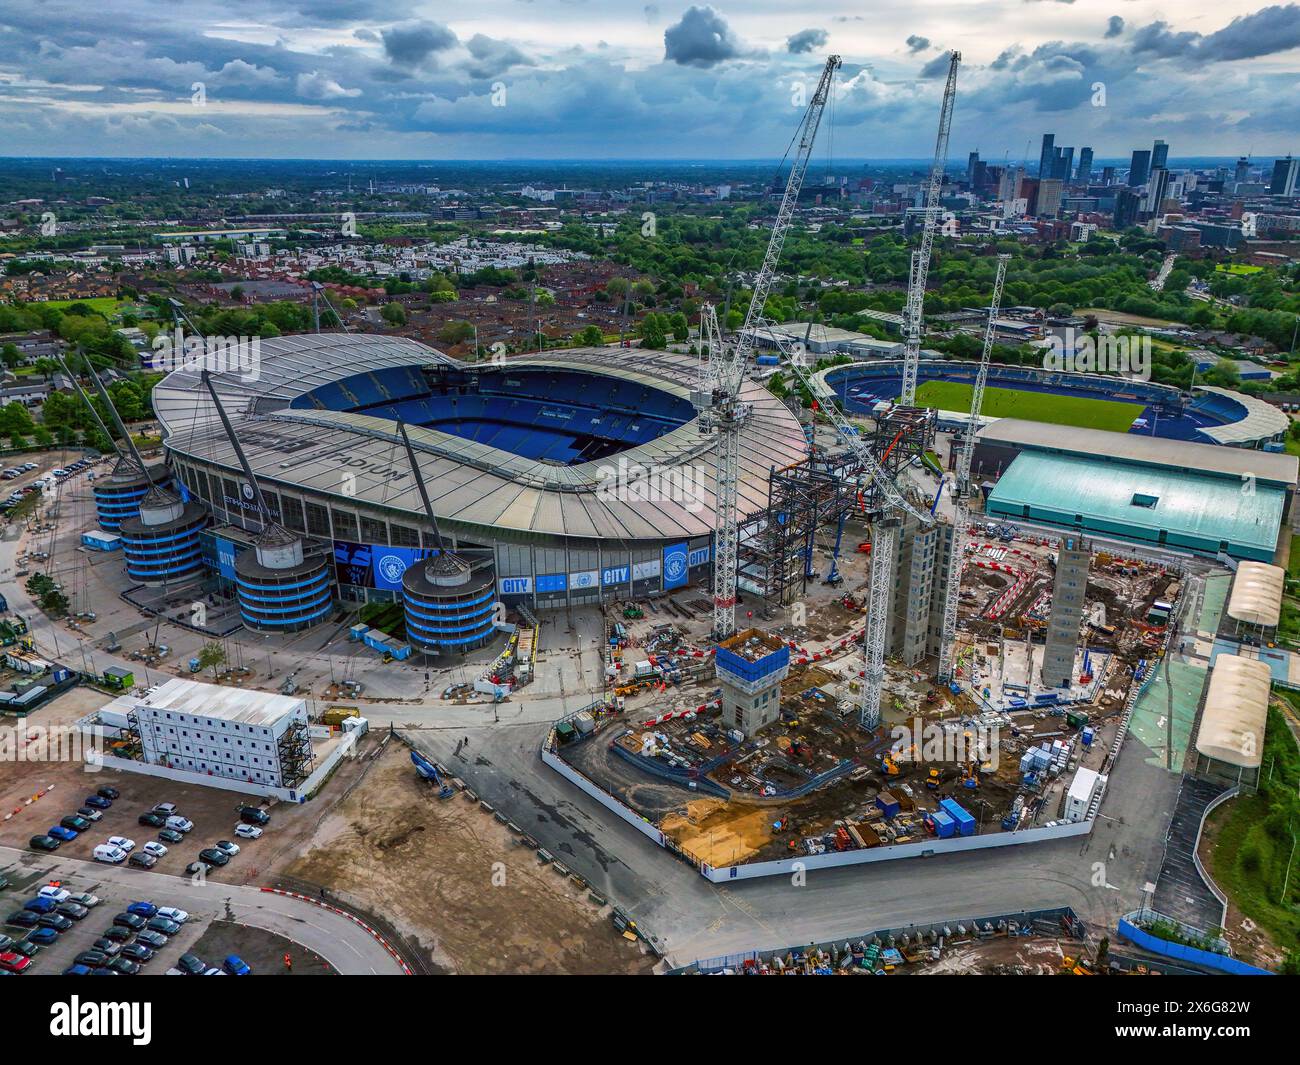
817, 360, 1288, 449
154, 334, 808, 610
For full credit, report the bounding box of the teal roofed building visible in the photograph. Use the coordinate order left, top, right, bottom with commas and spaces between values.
976, 420, 1298, 563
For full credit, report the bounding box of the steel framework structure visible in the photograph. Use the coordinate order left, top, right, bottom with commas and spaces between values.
937, 253, 1011, 683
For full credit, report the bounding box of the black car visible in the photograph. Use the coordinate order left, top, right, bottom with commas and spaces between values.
56, 902, 89, 920
158, 828, 184, 844
100, 925, 133, 943
91, 937, 124, 956
138, 812, 165, 828
197, 848, 229, 867
120, 943, 153, 963
111, 912, 146, 930
128, 853, 157, 869
237, 806, 270, 826
185, 861, 211, 877
83, 795, 111, 810
176, 953, 206, 975
96, 786, 120, 800
38, 913, 73, 932
60, 814, 91, 832
5, 912, 39, 929
75, 950, 110, 968
28, 835, 60, 851
135, 929, 168, 949
75, 807, 103, 822
106, 956, 140, 976
146, 916, 181, 935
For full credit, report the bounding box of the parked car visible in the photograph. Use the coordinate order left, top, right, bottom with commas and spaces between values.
165, 816, 193, 833
158, 828, 184, 844
237, 806, 270, 826
185, 861, 211, 877
75, 950, 111, 968
83, 795, 111, 809
93, 844, 127, 864
57, 902, 89, 921
106, 835, 135, 852
37, 913, 73, 932
98, 926, 132, 944
234, 824, 263, 840
10, 937, 42, 956
138, 812, 165, 828
121, 943, 154, 963
142, 841, 167, 858
214, 840, 240, 857
223, 955, 251, 975
128, 853, 156, 869
91, 936, 124, 954
135, 929, 168, 949
156, 907, 189, 924
68, 892, 100, 908
175, 953, 206, 975
106, 956, 140, 976
47, 826, 78, 842
59, 814, 91, 832
28, 835, 60, 852
26, 926, 59, 946
146, 916, 180, 936
63, 964, 94, 976
197, 848, 229, 867
126, 901, 158, 918
76, 807, 104, 822
153, 802, 178, 816
37, 885, 70, 903
0, 952, 32, 973
5, 912, 40, 929
111, 912, 146, 931
22, 897, 56, 915
96, 786, 121, 800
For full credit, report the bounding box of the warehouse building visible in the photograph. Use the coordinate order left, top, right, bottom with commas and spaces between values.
977, 420, 1297, 562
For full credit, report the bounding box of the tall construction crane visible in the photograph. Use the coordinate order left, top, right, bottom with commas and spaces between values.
772, 332, 932, 728
698, 53, 840, 640
899, 52, 960, 407
937, 253, 1010, 683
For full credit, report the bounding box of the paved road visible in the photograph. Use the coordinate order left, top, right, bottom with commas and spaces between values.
0, 845, 405, 975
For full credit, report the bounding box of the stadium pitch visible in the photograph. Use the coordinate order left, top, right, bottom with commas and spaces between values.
914, 380, 1144, 433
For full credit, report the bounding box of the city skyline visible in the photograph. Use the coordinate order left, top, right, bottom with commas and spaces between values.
0, 1, 1297, 160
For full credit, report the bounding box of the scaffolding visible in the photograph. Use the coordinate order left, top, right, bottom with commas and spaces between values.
277, 718, 315, 790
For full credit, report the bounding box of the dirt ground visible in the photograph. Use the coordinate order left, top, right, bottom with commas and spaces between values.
917, 934, 1068, 974
188, 919, 336, 976
285, 738, 653, 975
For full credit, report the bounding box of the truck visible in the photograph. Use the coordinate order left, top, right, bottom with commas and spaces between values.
411, 750, 455, 800
322, 706, 360, 728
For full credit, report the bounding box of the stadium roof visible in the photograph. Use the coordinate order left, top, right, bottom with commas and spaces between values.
1194, 386, 1290, 446
155, 333, 808, 544
976, 418, 1298, 488
985, 450, 1286, 559
1227, 561, 1286, 628
1196, 654, 1271, 770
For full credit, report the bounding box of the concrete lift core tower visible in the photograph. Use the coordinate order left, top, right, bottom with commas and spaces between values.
1042, 535, 1090, 689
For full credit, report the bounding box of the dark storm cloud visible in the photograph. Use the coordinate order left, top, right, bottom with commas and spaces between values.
381, 20, 457, 66
1104, 16, 1124, 40
918, 52, 952, 78
663, 6, 751, 67
786, 28, 828, 55
1131, 6, 1300, 62
906, 35, 931, 54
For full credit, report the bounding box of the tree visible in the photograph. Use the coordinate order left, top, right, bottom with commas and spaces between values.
438, 321, 475, 346
381, 302, 407, 327
39, 589, 69, 616
573, 325, 604, 347
0, 343, 19, 369
197, 641, 227, 681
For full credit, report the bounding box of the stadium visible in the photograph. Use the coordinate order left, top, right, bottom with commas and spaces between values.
819, 359, 1289, 449
152, 333, 808, 616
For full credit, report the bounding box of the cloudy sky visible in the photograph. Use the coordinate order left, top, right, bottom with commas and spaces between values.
0, 1, 1296, 160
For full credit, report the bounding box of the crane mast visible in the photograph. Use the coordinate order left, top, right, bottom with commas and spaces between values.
702, 54, 840, 640
775, 333, 932, 728
899, 52, 960, 406
937, 253, 1010, 684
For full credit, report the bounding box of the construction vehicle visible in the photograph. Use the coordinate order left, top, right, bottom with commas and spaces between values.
925, 767, 941, 790
622, 605, 643, 620
410, 750, 455, 799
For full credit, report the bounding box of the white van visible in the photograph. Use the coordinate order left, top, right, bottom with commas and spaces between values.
92, 844, 127, 864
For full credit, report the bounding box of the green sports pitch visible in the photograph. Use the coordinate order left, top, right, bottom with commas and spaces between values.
913, 380, 1144, 433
